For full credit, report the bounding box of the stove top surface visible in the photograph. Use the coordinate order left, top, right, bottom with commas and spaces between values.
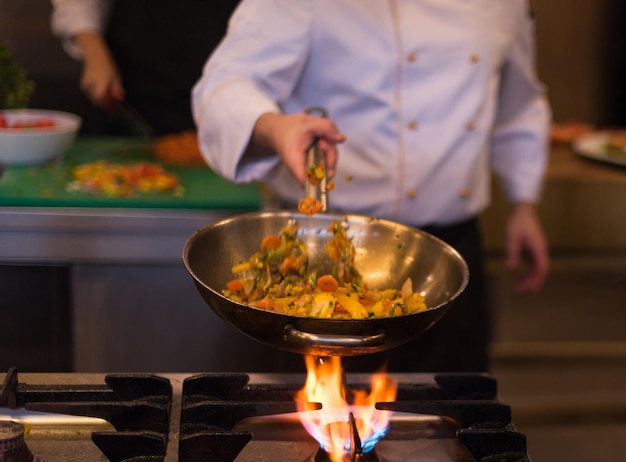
0, 369, 529, 462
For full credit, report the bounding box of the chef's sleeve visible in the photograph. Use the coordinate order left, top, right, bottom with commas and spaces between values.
192, 0, 314, 184
489, 0, 552, 204
50, 0, 112, 59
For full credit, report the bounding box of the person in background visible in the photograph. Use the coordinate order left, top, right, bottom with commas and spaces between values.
50, 0, 239, 136
192, 0, 551, 373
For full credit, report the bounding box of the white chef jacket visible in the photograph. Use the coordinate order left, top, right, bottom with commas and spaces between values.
192, 0, 551, 228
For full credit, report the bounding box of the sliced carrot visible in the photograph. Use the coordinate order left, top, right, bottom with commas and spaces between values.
226, 279, 245, 292
256, 297, 274, 310
317, 274, 339, 293
279, 257, 298, 276
260, 234, 281, 251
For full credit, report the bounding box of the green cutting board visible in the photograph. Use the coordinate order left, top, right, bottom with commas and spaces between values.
0, 137, 261, 210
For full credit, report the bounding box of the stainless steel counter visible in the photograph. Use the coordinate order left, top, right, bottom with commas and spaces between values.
0, 207, 234, 263
0, 206, 291, 373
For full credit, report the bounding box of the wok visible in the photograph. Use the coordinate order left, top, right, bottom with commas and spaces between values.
183, 210, 469, 357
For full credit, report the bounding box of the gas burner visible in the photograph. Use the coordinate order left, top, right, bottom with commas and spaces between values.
307, 412, 381, 462
310, 448, 380, 462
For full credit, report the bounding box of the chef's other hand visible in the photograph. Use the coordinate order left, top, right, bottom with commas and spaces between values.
505, 203, 549, 294
74, 32, 125, 105
252, 112, 346, 185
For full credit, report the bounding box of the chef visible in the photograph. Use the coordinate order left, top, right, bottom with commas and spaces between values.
50, 0, 239, 135
193, 0, 551, 372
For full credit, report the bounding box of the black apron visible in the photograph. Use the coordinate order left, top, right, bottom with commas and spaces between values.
106, 0, 239, 135
342, 218, 490, 373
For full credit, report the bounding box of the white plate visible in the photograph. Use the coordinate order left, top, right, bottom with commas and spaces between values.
572, 131, 626, 168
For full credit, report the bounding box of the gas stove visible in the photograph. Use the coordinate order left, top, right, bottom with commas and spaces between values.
0, 367, 529, 461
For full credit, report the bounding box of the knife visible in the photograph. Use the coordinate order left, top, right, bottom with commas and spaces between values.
103, 91, 155, 138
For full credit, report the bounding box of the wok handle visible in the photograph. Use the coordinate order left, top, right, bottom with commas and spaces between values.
283, 324, 386, 348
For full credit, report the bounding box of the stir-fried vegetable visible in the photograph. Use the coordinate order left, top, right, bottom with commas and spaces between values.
297, 159, 334, 215
298, 197, 324, 215
223, 219, 428, 319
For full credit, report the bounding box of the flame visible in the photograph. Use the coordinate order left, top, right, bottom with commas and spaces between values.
295, 356, 397, 461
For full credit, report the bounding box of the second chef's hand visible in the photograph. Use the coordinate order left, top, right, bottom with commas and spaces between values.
73, 31, 125, 105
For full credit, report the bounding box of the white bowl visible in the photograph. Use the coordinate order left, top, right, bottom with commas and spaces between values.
0, 109, 82, 166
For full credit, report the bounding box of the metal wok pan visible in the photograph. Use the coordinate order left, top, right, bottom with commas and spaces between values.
183, 210, 469, 357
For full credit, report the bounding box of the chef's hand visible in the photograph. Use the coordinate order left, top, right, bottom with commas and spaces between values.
252, 112, 346, 185
73, 32, 125, 105
505, 203, 549, 293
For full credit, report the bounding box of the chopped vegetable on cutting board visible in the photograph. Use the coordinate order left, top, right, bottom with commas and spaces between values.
66, 160, 184, 198
153, 131, 206, 166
